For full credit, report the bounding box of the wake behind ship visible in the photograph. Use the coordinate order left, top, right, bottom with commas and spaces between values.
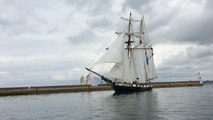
84, 12, 157, 93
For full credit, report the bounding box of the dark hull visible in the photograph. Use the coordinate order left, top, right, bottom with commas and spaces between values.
112, 84, 152, 93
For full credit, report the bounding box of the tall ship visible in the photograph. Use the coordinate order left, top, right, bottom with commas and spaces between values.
85, 12, 157, 93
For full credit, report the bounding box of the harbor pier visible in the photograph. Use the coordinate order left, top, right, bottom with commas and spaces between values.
0, 81, 202, 96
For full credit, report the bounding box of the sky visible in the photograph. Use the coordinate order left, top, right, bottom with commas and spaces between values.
0, 0, 212, 87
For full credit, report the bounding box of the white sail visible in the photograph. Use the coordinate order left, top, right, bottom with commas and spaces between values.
106, 50, 138, 83
106, 47, 157, 83
142, 16, 151, 47
134, 16, 150, 47
131, 47, 157, 82
106, 63, 124, 80
123, 50, 137, 83
106, 50, 136, 83
96, 33, 125, 64
132, 48, 147, 83
144, 48, 157, 80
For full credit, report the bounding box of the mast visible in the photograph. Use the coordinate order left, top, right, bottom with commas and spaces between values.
139, 18, 143, 44
127, 12, 131, 49
127, 12, 132, 58
123, 12, 139, 58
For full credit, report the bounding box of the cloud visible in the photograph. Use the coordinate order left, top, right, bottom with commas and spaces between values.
88, 16, 113, 31
0, 71, 9, 77
67, 29, 96, 44
123, 0, 151, 12
0, 0, 212, 87
155, 43, 213, 81
66, 0, 112, 16
186, 45, 213, 58
52, 67, 82, 81
147, 0, 213, 45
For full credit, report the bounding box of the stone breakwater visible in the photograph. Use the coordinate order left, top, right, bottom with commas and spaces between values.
0, 81, 202, 96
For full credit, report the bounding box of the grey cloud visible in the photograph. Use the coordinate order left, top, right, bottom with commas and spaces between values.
67, 29, 96, 44
148, 0, 213, 45
172, 14, 213, 45
206, 0, 213, 10
186, 45, 213, 58
157, 44, 213, 81
0, 1, 62, 36
123, 0, 151, 12
66, 0, 112, 16
88, 16, 113, 30
0, 18, 12, 26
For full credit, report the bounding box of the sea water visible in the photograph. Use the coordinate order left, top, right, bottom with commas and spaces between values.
0, 84, 213, 120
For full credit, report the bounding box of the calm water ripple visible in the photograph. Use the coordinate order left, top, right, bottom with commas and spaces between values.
0, 84, 213, 120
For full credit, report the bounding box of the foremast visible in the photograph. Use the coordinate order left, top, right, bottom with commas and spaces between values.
121, 12, 140, 58
126, 12, 133, 58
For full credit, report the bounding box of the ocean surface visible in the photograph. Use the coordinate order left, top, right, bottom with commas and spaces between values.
0, 84, 213, 120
